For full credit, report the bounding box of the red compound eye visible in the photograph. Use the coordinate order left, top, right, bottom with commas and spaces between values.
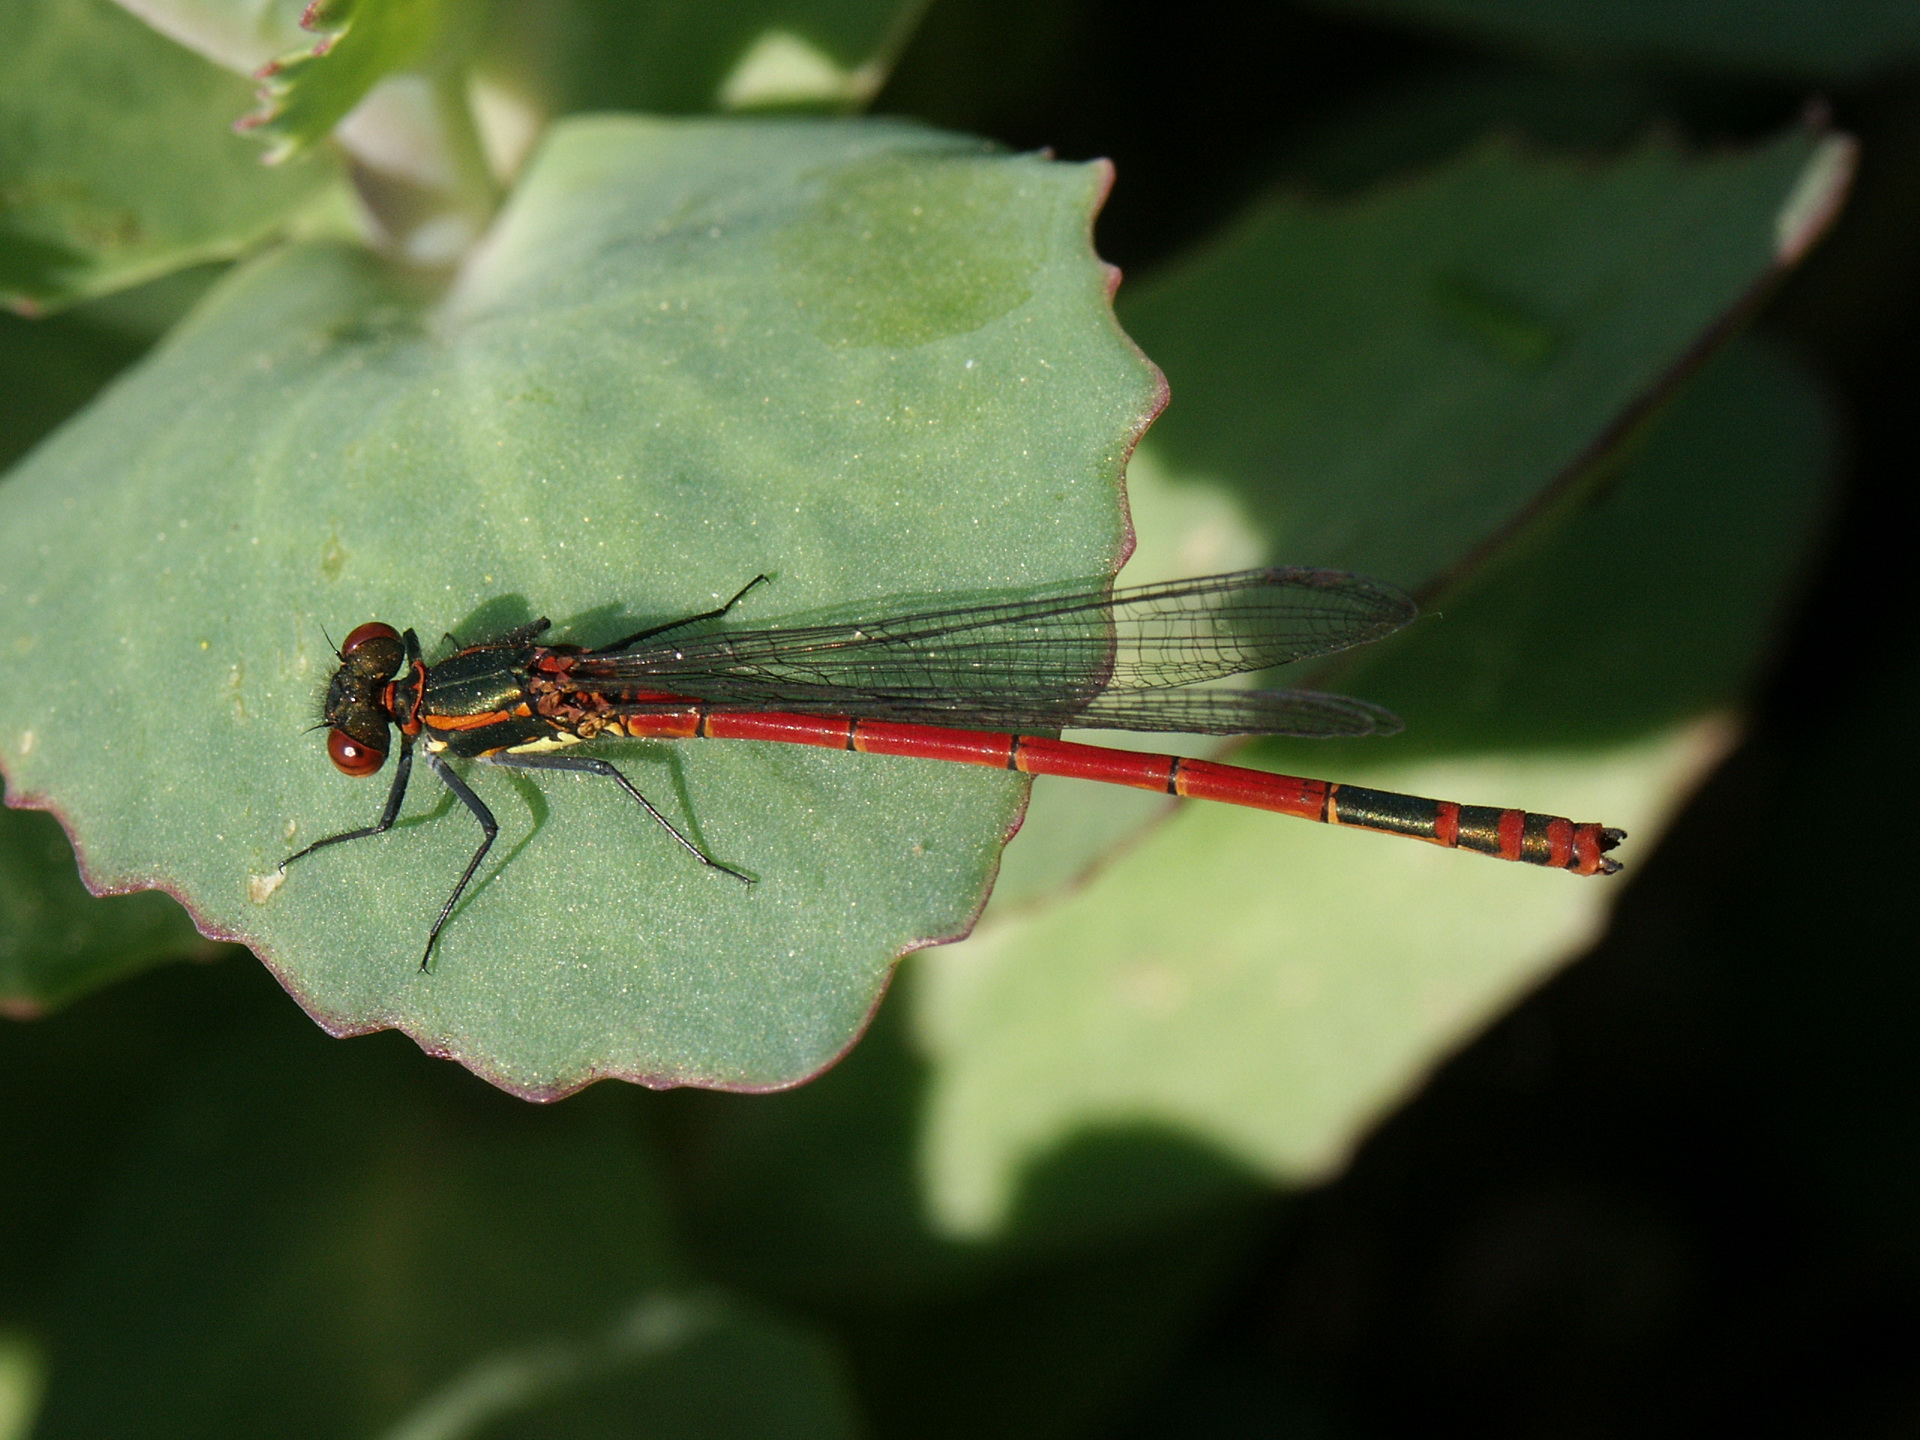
340, 621, 401, 656
327, 728, 387, 777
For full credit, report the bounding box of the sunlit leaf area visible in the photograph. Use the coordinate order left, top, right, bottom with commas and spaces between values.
3, 0, 1915, 1431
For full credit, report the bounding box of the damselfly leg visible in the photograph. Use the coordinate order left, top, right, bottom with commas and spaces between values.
419, 751, 498, 972
603, 575, 771, 652
480, 751, 754, 885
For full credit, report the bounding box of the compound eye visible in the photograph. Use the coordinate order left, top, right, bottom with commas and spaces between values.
340, 622, 401, 657
327, 727, 387, 777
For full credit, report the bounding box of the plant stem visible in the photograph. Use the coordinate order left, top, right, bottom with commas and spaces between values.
432, 65, 502, 221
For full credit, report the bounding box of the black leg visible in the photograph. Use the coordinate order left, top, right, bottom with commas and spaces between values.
481, 751, 754, 885
280, 739, 416, 870
420, 751, 499, 972
600, 574, 770, 652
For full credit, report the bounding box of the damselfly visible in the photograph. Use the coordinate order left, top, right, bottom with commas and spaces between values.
282, 569, 1624, 968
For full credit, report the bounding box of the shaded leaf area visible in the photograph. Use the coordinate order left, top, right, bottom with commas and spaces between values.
0, 116, 1159, 1095
1272, 67, 1669, 200
457, 1305, 860, 1440
240, 0, 451, 164
662, 994, 1268, 1438
0, 0, 336, 311
835, 1196, 1255, 1440
673, 991, 1268, 1305
481, 0, 925, 118
991, 124, 1846, 909
43, 256, 233, 348
0, 807, 214, 1017
1, 961, 859, 1440
0, 306, 146, 473
1343, 357, 1833, 758
910, 336, 1834, 1240
1119, 127, 1837, 593
1302, 0, 1920, 81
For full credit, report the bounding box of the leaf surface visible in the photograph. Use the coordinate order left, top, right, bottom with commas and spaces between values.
0, 116, 1159, 1095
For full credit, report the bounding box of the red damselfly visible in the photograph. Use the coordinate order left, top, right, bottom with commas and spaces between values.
282, 569, 1624, 968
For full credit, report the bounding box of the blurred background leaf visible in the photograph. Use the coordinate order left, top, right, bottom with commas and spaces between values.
5, 960, 859, 1439
0, 0, 337, 311
240, 0, 455, 164
108, 0, 314, 73
1299, 0, 1920, 81
479, 0, 931, 118
1119, 131, 1837, 589
0, 300, 145, 472
0, 806, 217, 1016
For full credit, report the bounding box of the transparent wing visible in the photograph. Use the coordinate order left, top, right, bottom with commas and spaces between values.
571, 568, 1414, 733
1056, 686, 1400, 737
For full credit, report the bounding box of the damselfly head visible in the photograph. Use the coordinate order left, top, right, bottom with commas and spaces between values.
322, 622, 405, 777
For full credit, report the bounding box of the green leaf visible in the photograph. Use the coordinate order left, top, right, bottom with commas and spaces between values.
0, 0, 337, 311
442, 1299, 861, 1440
0, 116, 1159, 1095
1119, 129, 1846, 592
1301, 0, 1920, 80
239, 0, 451, 164
674, 1000, 1265, 1434
25, 1009, 858, 1439
678, 989, 1266, 1300
0, 1333, 42, 1440
909, 336, 1836, 1240
0, 806, 214, 1016
0, 307, 144, 472
481, 0, 929, 118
